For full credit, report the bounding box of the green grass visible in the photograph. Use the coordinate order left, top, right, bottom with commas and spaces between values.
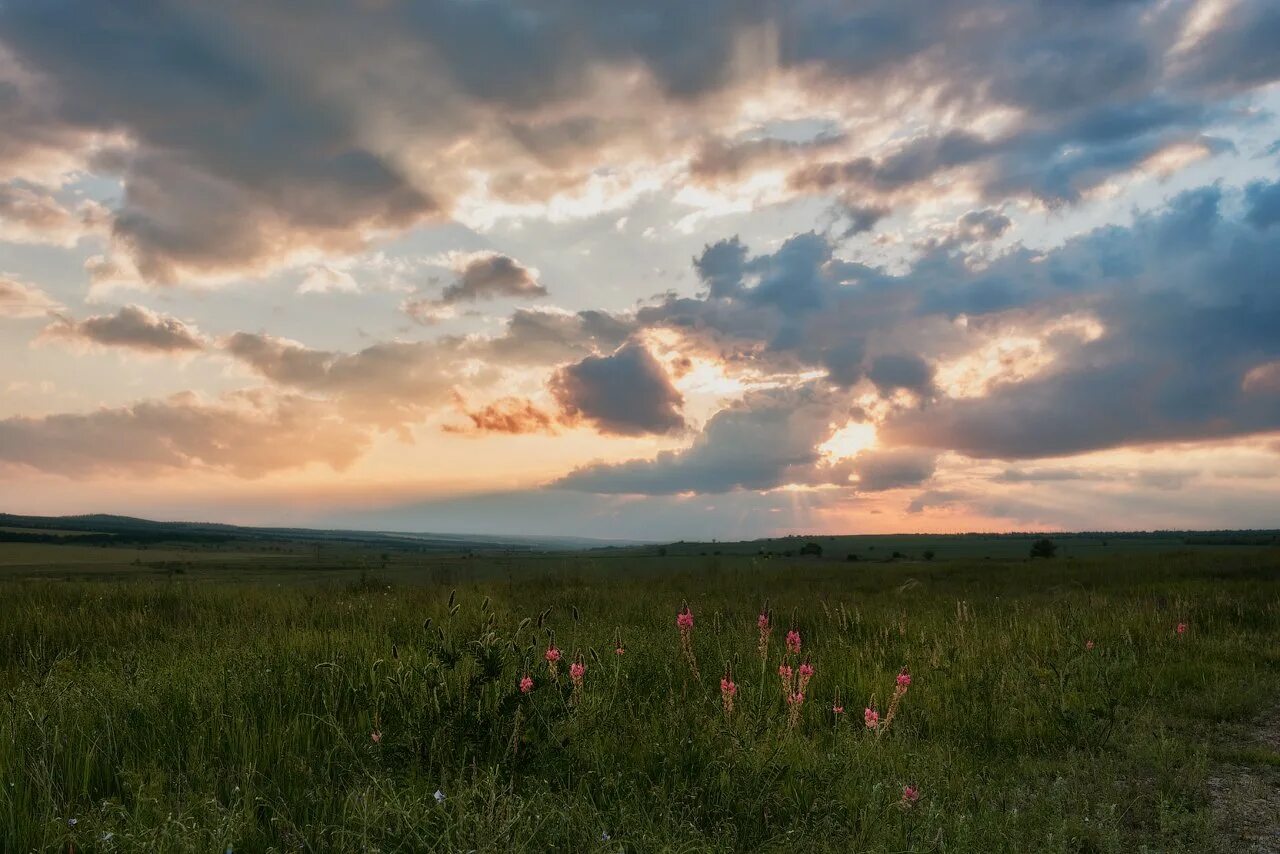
1, 548, 1277, 852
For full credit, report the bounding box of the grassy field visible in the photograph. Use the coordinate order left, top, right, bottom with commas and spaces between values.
1, 546, 1277, 852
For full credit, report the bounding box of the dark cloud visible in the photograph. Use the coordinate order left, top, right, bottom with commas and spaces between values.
556, 384, 850, 494
439, 253, 546, 304
1244, 179, 1280, 230
689, 132, 846, 183
0, 0, 1274, 284
550, 342, 684, 436
0, 392, 366, 477
955, 209, 1011, 242
867, 354, 933, 396
406, 253, 547, 322
835, 201, 888, 238
906, 489, 969, 514
1170, 0, 1280, 91
850, 448, 937, 492
881, 187, 1280, 457
479, 308, 634, 366
41, 305, 204, 353
789, 99, 1225, 206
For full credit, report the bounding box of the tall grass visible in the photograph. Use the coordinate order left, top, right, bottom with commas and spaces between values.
1, 550, 1277, 851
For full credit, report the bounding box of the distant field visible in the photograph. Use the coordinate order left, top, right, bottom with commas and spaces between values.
0, 542, 284, 567
653, 532, 1273, 560
0, 525, 104, 537
1, 545, 1276, 852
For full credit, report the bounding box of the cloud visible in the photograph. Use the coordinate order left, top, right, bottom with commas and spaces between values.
1244, 179, 1280, 230
867, 354, 934, 396
1, 0, 1275, 285
0, 275, 59, 318
297, 265, 360, 295
993, 468, 1090, 484
223, 333, 457, 429
0, 391, 366, 477
478, 308, 634, 366
954, 209, 1011, 243
550, 342, 684, 436
405, 252, 546, 323
689, 131, 846, 183
40, 304, 204, 353
445, 396, 563, 436
1243, 361, 1280, 395
439, 253, 546, 304
556, 384, 850, 494
834, 201, 888, 238
0, 181, 107, 245
849, 448, 937, 492
906, 489, 969, 514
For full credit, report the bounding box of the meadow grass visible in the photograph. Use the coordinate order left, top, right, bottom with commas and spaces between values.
1, 548, 1277, 852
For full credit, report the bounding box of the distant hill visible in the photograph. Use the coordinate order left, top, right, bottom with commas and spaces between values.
0, 512, 629, 552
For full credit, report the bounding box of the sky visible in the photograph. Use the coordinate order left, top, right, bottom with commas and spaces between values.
1, 0, 1279, 540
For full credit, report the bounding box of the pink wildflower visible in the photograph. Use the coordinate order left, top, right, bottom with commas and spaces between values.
757, 611, 772, 658
676, 604, 700, 679
864, 707, 879, 729
545, 645, 561, 662
896, 670, 912, 689
786, 691, 805, 727
615, 645, 625, 656
569, 661, 586, 681
798, 661, 815, 694
545, 644, 561, 679
720, 675, 737, 716
519, 674, 534, 694
786, 629, 802, 654
833, 704, 844, 714
1085, 640, 1095, 651
371, 729, 382, 744
1176, 622, 1188, 635
901, 785, 920, 806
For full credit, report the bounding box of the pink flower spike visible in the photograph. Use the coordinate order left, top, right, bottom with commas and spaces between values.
778, 664, 793, 679
371, 730, 382, 744
864, 707, 879, 729
1085, 640, 1095, 651
720, 678, 737, 697
785, 630, 802, 654
799, 663, 814, 678
1176, 622, 1188, 635
677, 609, 694, 630
519, 675, 534, 694
544, 646, 561, 662
896, 670, 912, 689
615, 646, 625, 656
569, 662, 586, 680
832, 704, 844, 714
901, 785, 920, 806
758, 612, 770, 629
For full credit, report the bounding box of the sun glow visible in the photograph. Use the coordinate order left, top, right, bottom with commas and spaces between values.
819, 421, 878, 460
